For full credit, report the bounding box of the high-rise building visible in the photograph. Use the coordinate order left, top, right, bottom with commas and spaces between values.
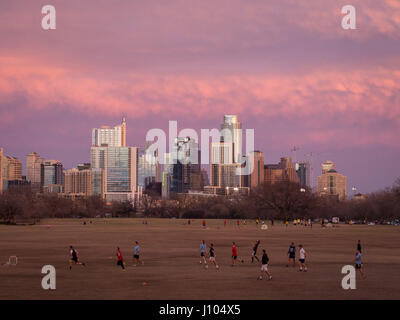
26, 152, 44, 192
91, 168, 105, 198
91, 146, 138, 202
210, 142, 240, 187
41, 160, 63, 193
264, 157, 300, 185
220, 115, 242, 163
5, 156, 22, 181
247, 151, 264, 189
138, 142, 158, 190
296, 161, 310, 187
161, 172, 171, 200
63, 168, 92, 196
92, 117, 126, 147
317, 161, 347, 200
171, 137, 200, 193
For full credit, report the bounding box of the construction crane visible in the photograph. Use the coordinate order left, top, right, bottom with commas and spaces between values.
290, 146, 300, 164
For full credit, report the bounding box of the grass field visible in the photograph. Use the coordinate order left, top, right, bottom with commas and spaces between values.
0, 218, 399, 300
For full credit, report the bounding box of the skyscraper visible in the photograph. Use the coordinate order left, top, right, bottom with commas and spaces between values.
264, 157, 300, 185
41, 160, 63, 193
91, 146, 138, 202
138, 142, 159, 190
5, 156, 22, 180
220, 115, 242, 163
26, 152, 44, 192
247, 151, 265, 189
92, 117, 126, 147
318, 161, 347, 200
171, 137, 200, 193
296, 161, 310, 187
63, 168, 93, 197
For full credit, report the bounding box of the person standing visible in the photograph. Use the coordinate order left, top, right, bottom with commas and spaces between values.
258, 249, 272, 280
287, 242, 296, 267
116, 247, 126, 271
231, 242, 238, 266
298, 244, 307, 272
200, 240, 208, 267
133, 241, 143, 266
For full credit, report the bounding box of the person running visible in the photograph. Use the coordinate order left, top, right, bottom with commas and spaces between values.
231, 242, 238, 266
208, 243, 219, 269
287, 242, 296, 267
116, 247, 126, 271
298, 244, 307, 272
355, 249, 365, 279
202, 220, 206, 229
69, 246, 86, 269
133, 241, 143, 266
252, 240, 260, 263
357, 240, 362, 253
258, 249, 272, 280
200, 240, 208, 267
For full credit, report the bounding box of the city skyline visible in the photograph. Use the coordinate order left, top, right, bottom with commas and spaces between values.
1, 1, 399, 194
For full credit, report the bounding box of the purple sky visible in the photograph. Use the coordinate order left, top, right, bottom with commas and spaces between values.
0, 0, 399, 193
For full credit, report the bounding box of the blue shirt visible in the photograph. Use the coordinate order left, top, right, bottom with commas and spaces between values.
200, 243, 206, 253
356, 253, 362, 265
134, 246, 140, 255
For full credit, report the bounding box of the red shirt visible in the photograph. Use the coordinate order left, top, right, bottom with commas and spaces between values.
232, 245, 237, 256
117, 250, 123, 261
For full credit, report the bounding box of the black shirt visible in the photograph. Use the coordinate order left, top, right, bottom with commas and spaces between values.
209, 247, 215, 257
253, 242, 260, 252
357, 243, 362, 253
288, 246, 296, 255
262, 253, 269, 264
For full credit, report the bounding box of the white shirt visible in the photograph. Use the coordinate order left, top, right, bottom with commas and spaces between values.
299, 248, 306, 259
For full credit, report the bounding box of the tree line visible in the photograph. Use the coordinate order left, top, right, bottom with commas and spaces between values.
1, 180, 399, 224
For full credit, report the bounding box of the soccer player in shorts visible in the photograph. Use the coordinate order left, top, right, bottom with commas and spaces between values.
208, 243, 219, 269
252, 240, 260, 263
287, 242, 296, 267
69, 246, 86, 269
258, 249, 272, 280
298, 244, 307, 272
116, 247, 126, 271
200, 240, 208, 267
231, 242, 238, 266
133, 241, 142, 266
355, 249, 365, 279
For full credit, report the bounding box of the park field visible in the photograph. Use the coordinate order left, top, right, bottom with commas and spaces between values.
0, 218, 399, 300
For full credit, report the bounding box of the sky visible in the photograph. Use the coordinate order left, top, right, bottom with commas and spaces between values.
0, 0, 399, 194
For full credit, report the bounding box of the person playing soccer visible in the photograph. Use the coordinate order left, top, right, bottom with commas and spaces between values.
224, 219, 227, 227
298, 244, 307, 272
251, 240, 260, 263
231, 242, 238, 266
355, 249, 365, 279
133, 241, 143, 266
200, 240, 208, 267
258, 249, 272, 280
116, 247, 126, 271
287, 242, 296, 267
69, 246, 86, 269
208, 243, 219, 269
202, 220, 206, 229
